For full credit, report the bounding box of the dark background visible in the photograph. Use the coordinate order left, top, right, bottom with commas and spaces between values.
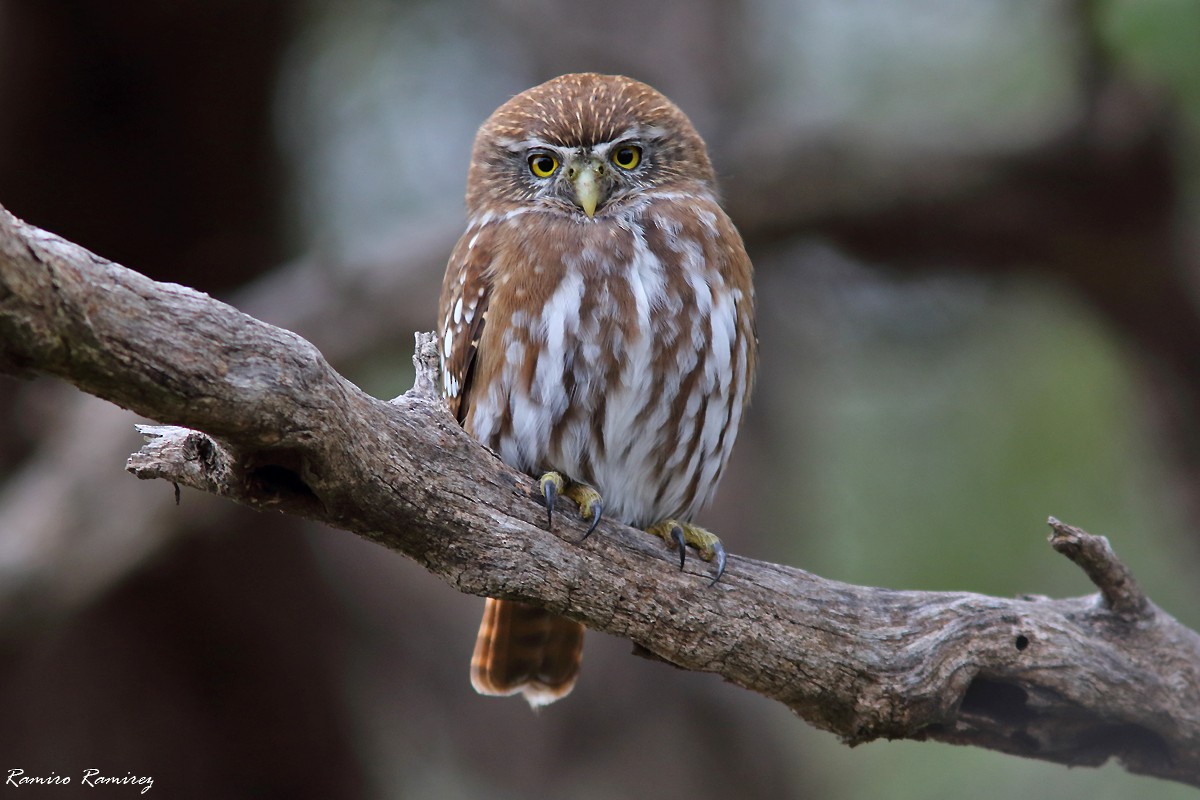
1, 1, 1198, 797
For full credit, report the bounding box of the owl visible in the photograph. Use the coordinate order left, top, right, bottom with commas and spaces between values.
437, 73, 756, 706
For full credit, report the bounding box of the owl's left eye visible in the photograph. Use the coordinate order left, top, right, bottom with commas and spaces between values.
612, 145, 642, 170
528, 153, 559, 178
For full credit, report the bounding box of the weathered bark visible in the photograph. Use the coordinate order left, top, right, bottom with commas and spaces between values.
2, 204, 1198, 787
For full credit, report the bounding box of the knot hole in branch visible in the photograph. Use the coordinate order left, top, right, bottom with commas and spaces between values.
961, 677, 1032, 727
245, 449, 321, 512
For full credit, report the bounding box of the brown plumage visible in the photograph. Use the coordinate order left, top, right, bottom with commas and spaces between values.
438, 73, 756, 706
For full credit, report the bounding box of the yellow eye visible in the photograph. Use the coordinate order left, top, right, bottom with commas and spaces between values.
528, 153, 559, 178
612, 145, 641, 170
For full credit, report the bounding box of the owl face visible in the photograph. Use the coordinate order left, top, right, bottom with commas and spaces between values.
519, 135, 649, 218
465, 73, 716, 220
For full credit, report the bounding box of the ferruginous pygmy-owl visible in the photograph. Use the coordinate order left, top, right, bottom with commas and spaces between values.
437, 73, 756, 706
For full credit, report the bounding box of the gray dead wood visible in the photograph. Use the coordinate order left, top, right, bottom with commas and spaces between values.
2, 203, 1198, 787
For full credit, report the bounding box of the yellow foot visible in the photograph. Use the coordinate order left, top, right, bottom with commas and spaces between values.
646, 520, 727, 584
538, 471, 604, 537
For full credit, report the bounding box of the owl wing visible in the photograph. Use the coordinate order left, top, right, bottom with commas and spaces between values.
439, 226, 587, 706
437, 226, 493, 425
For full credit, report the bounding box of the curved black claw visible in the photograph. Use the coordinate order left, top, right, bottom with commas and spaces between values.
709, 540, 727, 586
582, 499, 604, 540
670, 523, 686, 569
542, 478, 558, 529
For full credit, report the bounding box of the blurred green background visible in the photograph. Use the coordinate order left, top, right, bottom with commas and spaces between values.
1, 0, 1198, 797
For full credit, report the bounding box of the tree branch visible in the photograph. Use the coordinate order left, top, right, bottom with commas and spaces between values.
2, 203, 1199, 787
1048, 516, 1152, 621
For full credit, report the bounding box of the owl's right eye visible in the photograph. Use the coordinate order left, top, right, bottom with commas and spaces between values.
528, 153, 559, 178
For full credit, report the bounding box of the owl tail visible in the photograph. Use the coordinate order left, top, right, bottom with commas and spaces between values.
470, 598, 584, 707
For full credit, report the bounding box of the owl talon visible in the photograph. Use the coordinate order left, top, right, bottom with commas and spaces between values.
670, 523, 686, 569
582, 499, 603, 539
540, 471, 565, 529
710, 541, 727, 586
560, 481, 603, 539
647, 519, 726, 582
539, 473, 604, 538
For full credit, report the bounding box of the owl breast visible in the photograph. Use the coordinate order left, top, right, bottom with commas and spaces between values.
461, 193, 753, 528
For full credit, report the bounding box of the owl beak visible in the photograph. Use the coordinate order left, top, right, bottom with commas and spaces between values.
569, 159, 605, 218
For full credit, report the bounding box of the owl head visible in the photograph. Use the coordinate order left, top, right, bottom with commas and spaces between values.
465, 73, 716, 219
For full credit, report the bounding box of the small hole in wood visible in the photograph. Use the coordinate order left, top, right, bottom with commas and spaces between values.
1015, 635, 1030, 651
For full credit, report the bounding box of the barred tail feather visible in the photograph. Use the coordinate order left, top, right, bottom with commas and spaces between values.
470, 598, 584, 707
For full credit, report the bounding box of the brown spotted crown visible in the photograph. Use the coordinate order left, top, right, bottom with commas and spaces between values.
465, 73, 716, 215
